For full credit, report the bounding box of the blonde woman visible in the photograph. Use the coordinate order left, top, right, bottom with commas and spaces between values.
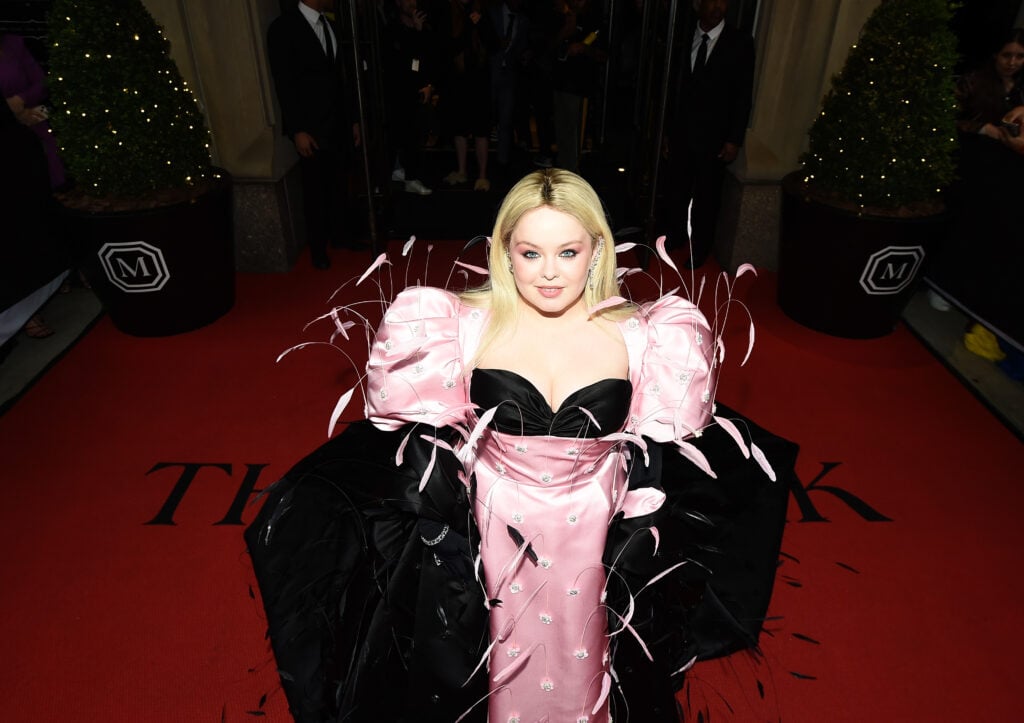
246, 169, 790, 722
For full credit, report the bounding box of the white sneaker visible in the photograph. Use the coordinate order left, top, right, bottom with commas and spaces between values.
404, 179, 433, 195
391, 167, 406, 182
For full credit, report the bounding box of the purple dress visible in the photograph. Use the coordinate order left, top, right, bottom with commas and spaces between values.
0, 33, 66, 189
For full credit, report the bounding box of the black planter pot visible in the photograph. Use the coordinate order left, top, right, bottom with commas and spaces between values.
64, 170, 235, 337
778, 172, 944, 339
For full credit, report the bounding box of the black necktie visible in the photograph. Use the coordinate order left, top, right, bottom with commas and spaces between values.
694, 32, 709, 72
319, 14, 334, 61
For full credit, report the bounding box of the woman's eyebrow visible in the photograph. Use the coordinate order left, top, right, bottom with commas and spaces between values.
512, 239, 586, 248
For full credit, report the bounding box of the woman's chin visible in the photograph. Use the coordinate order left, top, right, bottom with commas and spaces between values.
519, 292, 585, 318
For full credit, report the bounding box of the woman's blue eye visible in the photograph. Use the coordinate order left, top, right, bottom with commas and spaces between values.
520, 249, 579, 259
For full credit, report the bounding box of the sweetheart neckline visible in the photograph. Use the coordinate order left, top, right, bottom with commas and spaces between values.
473, 368, 631, 415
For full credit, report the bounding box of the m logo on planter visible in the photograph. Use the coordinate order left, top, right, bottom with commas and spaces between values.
859, 245, 925, 296
98, 241, 171, 293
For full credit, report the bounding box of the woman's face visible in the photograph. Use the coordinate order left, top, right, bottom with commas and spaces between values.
508, 206, 596, 317
995, 41, 1024, 80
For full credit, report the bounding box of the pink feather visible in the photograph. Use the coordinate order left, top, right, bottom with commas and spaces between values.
639, 560, 690, 593
676, 440, 717, 478
462, 407, 499, 459
401, 236, 416, 256
395, 426, 414, 466
592, 672, 613, 715
357, 253, 390, 286
327, 386, 356, 438
713, 415, 750, 458
741, 319, 755, 366
492, 643, 538, 684
750, 442, 777, 481
576, 405, 603, 432
655, 235, 680, 273
418, 443, 437, 492
422, 434, 456, 453
671, 656, 698, 676
735, 262, 757, 278
649, 526, 661, 555
454, 260, 490, 276
587, 295, 628, 316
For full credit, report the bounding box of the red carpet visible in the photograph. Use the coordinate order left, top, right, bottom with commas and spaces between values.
1, 241, 1021, 722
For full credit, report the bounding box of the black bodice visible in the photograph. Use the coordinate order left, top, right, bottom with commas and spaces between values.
470, 368, 632, 437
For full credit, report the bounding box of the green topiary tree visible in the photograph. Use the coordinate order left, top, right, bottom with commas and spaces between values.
48, 0, 212, 199
800, 0, 960, 215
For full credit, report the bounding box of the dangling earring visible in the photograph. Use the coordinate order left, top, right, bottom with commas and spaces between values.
505, 247, 513, 274
588, 238, 604, 290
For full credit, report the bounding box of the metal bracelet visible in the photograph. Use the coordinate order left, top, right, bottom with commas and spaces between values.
420, 523, 450, 547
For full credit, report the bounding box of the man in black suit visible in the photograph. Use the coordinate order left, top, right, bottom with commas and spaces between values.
268, 0, 362, 269
664, 0, 754, 268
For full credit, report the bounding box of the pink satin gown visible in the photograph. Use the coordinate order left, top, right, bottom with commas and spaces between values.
365, 287, 715, 722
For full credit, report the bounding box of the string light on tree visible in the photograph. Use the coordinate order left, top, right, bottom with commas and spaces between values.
49, 0, 212, 197
799, 0, 957, 212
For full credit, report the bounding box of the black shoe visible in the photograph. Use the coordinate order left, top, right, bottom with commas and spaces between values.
311, 252, 331, 270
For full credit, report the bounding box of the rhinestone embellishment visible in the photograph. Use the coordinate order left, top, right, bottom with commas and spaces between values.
568, 588, 579, 596
510, 582, 522, 594
443, 379, 456, 389
383, 340, 393, 351
695, 331, 703, 345
508, 717, 520, 723
539, 613, 552, 624
566, 447, 580, 456
567, 514, 578, 524
678, 371, 692, 384
470, 309, 482, 320
379, 389, 388, 400
701, 390, 711, 403
540, 472, 552, 483
539, 558, 552, 569
574, 648, 589, 660
515, 444, 527, 453
496, 463, 507, 475
540, 679, 554, 691
511, 512, 523, 523
507, 646, 521, 657
627, 318, 639, 330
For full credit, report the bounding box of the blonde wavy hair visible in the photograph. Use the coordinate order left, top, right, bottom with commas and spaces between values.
461, 169, 633, 356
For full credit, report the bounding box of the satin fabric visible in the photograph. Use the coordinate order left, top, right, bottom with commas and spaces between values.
469, 369, 634, 721
470, 368, 632, 437
362, 288, 716, 721
246, 285, 794, 722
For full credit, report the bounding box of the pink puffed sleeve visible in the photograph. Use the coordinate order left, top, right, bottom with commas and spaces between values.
621, 295, 717, 443
364, 287, 472, 432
